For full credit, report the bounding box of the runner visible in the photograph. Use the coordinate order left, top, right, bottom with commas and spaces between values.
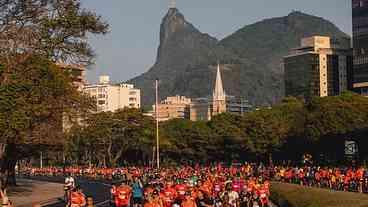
220, 183, 239, 207
65, 173, 76, 203
132, 176, 144, 207
181, 191, 197, 207
70, 186, 86, 207
112, 181, 132, 207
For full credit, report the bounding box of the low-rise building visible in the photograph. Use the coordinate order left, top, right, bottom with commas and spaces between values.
226, 96, 253, 115
153, 64, 252, 122
57, 63, 87, 91
152, 95, 191, 122
189, 98, 212, 121
58, 63, 87, 132
84, 76, 141, 112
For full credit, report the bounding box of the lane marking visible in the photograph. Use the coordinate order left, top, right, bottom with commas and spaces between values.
95, 200, 110, 206
88, 181, 112, 187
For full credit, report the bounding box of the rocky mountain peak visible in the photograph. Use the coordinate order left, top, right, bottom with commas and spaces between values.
130, 10, 349, 107
156, 8, 218, 69
159, 8, 197, 47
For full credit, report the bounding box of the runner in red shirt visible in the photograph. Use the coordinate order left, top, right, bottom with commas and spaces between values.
161, 181, 177, 207
113, 182, 132, 207
175, 181, 187, 201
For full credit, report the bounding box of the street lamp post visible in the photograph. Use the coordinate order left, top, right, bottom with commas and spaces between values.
40, 151, 43, 169
155, 79, 160, 169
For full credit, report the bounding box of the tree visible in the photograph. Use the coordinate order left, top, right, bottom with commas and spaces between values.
305, 92, 368, 139
67, 108, 154, 167
0, 0, 109, 64
0, 56, 94, 186
160, 119, 216, 164
304, 92, 368, 162
0, 0, 109, 188
208, 113, 250, 161
241, 98, 306, 162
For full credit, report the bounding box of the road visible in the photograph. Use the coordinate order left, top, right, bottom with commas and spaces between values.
19, 176, 112, 207
47, 180, 111, 207
21, 176, 278, 207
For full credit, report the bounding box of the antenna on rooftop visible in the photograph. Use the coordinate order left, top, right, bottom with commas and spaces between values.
169, 0, 176, 9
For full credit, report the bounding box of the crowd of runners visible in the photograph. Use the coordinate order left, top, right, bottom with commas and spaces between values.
273, 166, 368, 193
19, 163, 368, 207
108, 165, 271, 207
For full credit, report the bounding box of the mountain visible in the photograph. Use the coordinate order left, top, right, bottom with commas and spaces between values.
129, 9, 349, 107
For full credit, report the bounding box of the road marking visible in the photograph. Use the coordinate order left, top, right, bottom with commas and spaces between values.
79, 180, 112, 187
95, 200, 110, 206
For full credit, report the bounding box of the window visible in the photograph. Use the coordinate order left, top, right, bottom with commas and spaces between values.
98, 94, 105, 98
98, 100, 105, 105
362, 88, 368, 96
129, 97, 136, 102
129, 91, 137, 95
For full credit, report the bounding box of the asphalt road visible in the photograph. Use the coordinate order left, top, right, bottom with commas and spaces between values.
18, 176, 112, 207
20, 176, 278, 207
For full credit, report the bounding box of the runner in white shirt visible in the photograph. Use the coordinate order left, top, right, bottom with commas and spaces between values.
221, 182, 239, 207
65, 174, 76, 189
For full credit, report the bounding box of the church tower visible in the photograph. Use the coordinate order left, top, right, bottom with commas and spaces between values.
212, 63, 227, 117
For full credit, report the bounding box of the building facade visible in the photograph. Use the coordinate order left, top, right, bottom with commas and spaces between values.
84, 76, 141, 112
353, 0, 368, 96
152, 95, 191, 122
59, 63, 88, 132
284, 36, 353, 100
152, 64, 252, 122
226, 96, 253, 115
189, 64, 252, 121
57, 63, 87, 91
189, 98, 212, 121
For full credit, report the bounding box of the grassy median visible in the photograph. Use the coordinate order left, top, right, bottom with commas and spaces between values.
270, 182, 368, 207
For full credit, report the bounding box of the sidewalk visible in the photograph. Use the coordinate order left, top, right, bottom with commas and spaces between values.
8, 179, 63, 207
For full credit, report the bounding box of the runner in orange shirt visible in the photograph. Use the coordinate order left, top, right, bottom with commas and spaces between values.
70, 187, 86, 207
181, 192, 197, 207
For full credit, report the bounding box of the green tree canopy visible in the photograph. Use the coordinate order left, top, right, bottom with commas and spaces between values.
67, 108, 154, 167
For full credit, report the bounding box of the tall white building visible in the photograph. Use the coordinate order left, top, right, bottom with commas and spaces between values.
84, 76, 141, 112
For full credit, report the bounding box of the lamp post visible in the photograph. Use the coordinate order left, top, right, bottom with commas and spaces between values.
155, 79, 160, 169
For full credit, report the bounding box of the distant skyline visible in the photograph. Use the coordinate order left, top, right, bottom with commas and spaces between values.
83, 0, 352, 83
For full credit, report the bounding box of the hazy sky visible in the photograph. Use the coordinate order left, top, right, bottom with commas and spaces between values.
82, 0, 352, 83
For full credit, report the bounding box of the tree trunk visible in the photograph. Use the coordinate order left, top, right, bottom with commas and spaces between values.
7, 160, 16, 186
0, 143, 18, 188
268, 153, 273, 166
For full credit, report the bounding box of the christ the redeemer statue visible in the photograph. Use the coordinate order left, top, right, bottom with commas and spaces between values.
169, 0, 176, 9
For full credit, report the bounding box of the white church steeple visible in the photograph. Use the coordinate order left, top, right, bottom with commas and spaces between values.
213, 63, 226, 101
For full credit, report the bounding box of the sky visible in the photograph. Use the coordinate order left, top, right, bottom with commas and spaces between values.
82, 0, 352, 83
